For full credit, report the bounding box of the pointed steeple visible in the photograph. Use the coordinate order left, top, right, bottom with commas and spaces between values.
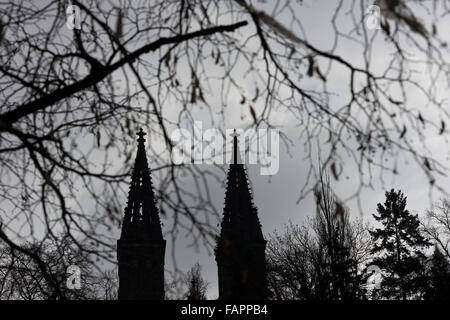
220, 129, 264, 243
216, 129, 267, 300
120, 128, 163, 242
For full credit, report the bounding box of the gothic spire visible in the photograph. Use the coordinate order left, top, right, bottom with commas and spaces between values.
120, 128, 163, 242
220, 129, 264, 242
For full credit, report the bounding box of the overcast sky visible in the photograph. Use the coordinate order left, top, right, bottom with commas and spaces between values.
78, 0, 450, 299
3, 0, 450, 300
146, 1, 450, 299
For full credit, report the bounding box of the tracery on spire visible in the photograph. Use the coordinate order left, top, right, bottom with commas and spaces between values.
120, 129, 163, 242
220, 129, 264, 242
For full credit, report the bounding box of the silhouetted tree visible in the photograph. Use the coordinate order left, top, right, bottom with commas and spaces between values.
422, 199, 450, 260
267, 222, 316, 300
312, 173, 368, 300
424, 246, 450, 300
185, 263, 208, 300
96, 268, 119, 300
371, 189, 431, 300
267, 219, 372, 300
0, 236, 119, 300
267, 172, 372, 300
0, 237, 99, 299
1, 1, 450, 298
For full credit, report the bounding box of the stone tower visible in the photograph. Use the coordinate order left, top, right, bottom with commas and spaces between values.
215, 130, 267, 300
117, 129, 165, 300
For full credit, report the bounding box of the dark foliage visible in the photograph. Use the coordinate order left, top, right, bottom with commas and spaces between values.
370, 189, 431, 300
185, 263, 208, 300
424, 246, 450, 300
267, 174, 371, 300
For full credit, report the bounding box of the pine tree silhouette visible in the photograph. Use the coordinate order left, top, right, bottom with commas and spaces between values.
425, 246, 450, 300
370, 189, 430, 300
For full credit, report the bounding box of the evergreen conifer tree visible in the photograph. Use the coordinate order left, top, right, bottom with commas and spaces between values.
425, 246, 450, 300
371, 189, 430, 299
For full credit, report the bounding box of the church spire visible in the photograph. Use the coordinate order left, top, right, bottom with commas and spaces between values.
216, 129, 267, 300
220, 130, 264, 242
117, 129, 166, 300
120, 128, 163, 242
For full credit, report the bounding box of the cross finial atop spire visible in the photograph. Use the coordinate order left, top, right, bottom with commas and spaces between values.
230, 129, 239, 139
230, 129, 240, 164
137, 128, 146, 144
